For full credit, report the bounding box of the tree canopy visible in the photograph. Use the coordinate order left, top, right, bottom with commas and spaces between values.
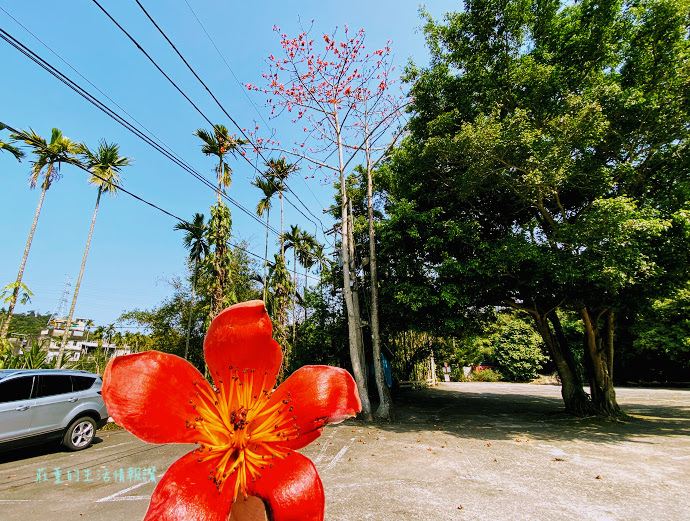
382, 0, 690, 414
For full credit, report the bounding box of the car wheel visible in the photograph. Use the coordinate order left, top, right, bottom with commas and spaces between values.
63, 416, 96, 451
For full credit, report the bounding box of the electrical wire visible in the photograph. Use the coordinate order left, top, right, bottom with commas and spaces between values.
0, 24, 281, 236
1, 120, 325, 283
126, 0, 329, 234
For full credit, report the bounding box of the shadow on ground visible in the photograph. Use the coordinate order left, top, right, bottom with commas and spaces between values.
0, 435, 106, 464
367, 383, 690, 444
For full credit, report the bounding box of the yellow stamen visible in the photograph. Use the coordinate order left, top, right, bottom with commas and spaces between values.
186, 366, 293, 501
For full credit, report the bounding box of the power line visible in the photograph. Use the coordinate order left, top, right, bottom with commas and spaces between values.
181, 0, 272, 133
0, 23, 280, 235
3, 119, 323, 283
126, 0, 328, 234
0, 5, 180, 176
90, 0, 213, 127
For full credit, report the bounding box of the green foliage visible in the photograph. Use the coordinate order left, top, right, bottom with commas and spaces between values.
0, 339, 59, 370
629, 283, 690, 378
119, 280, 203, 371
21, 340, 49, 369
289, 284, 348, 373
381, 0, 690, 401
72, 346, 111, 375
0, 340, 21, 369
0, 309, 50, 337
450, 313, 549, 381
470, 369, 502, 382
492, 316, 548, 382
1, 282, 33, 306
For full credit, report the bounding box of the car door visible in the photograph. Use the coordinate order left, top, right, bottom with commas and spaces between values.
0, 375, 36, 442
30, 374, 76, 435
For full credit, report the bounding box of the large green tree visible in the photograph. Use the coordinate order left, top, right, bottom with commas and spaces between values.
2, 127, 81, 339
383, 0, 690, 415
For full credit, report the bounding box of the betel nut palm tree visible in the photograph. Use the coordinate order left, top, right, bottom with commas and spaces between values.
194, 124, 246, 203
0, 125, 24, 337
194, 124, 246, 320
174, 213, 209, 360
251, 174, 279, 301
265, 157, 298, 260
1, 127, 81, 340
281, 226, 318, 345
56, 141, 131, 367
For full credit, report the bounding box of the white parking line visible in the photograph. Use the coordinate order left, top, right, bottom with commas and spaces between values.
93, 441, 134, 451
314, 428, 337, 464
95, 475, 162, 503
322, 440, 354, 473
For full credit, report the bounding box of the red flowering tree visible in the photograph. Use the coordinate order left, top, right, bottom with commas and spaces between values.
248, 24, 404, 420
103, 300, 361, 520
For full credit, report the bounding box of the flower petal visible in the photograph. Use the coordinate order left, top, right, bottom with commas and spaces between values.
103, 351, 211, 444
249, 452, 324, 521
204, 300, 282, 391
144, 451, 235, 521
268, 366, 361, 450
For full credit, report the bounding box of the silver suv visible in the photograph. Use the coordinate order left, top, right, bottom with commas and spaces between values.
0, 369, 109, 451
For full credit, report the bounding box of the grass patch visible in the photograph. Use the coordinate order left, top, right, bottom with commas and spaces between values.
100, 422, 124, 431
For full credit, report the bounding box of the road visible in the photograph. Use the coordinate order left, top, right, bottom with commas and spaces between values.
0, 383, 688, 520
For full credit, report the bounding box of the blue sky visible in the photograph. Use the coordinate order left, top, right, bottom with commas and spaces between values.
0, 0, 460, 328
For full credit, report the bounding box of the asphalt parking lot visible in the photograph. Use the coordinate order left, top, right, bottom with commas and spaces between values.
1, 382, 688, 520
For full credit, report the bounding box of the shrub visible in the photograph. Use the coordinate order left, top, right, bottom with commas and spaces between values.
493, 318, 548, 382
471, 368, 502, 382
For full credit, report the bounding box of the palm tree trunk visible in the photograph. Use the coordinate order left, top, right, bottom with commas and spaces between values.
217, 156, 223, 205
292, 250, 298, 346
279, 191, 286, 334
280, 192, 285, 259
1, 184, 48, 339
366, 146, 393, 419
57, 189, 101, 367
263, 207, 270, 302
184, 262, 198, 360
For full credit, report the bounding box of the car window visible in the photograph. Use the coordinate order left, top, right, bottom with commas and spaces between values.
36, 375, 73, 398
0, 376, 35, 403
71, 375, 96, 391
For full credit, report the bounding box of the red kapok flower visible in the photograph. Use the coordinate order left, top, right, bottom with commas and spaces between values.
103, 300, 361, 521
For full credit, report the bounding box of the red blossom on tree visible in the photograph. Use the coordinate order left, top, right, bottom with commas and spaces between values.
247, 24, 406, 421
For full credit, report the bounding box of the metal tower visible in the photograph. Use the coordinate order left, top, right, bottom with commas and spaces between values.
48, 275, 72, 326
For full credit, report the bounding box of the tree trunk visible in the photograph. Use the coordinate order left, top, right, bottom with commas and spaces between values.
581, 307, 621, 416
292, 250, 298, 346
347, 199, 367, 378
366, 149, 392, 420
280, 192, 284, 259
1, 185, 48, 340
184, 262, 198, 360
57, 189, 102, 367
533, 311, 593, 415
335, 114, 372, 421
209, 203, 232, 322
263, 207, 270, 302
279, 192, 287, 337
